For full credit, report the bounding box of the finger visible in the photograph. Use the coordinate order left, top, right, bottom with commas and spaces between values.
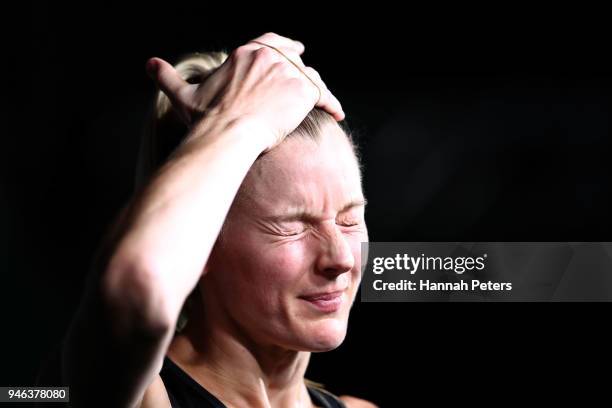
146, 57, 190, 105
253, 32, 305, 54
302, 67, 345, 121
318, 89, 346, 121
249, 32, 305, 55
189, 62, 232, 112
302, 66, 326, 90
244, 42, 307, 71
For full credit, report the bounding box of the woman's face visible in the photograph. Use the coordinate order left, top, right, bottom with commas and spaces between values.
204, 123, 368, 352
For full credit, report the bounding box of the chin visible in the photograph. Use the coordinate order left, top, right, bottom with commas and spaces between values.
301, 318, 348, 352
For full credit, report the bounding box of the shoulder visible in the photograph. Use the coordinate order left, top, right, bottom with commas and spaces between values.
339, 395, 379, 408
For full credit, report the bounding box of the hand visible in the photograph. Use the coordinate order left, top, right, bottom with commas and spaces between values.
145, 32, 345, 152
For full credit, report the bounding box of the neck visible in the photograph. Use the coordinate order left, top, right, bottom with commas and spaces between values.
167, 295, 313, 408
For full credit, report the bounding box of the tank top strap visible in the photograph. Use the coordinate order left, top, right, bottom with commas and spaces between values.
160, 356, 226, 408
307, 385, 348, 408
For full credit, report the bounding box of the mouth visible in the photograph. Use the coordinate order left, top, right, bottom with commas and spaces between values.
298, 290, 345, 313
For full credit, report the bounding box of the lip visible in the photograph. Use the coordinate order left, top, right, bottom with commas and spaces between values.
299, 290, 345, 313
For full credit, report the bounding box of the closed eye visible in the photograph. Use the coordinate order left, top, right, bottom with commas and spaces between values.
337, 221, 360, 227
278, 224, 308, 236
281, 229, 306, 236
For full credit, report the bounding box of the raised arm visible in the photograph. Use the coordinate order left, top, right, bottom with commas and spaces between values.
60, 33, 344, 408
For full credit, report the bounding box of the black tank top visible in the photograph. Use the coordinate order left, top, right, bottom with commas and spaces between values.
160, 356, 347, 408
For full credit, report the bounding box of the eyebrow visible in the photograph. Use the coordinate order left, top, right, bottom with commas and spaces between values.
265, 198, 368, 223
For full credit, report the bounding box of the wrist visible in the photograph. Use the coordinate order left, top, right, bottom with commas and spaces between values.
187, 110, 273, 155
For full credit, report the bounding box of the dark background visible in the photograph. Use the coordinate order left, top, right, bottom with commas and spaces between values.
2, 3, 611, 405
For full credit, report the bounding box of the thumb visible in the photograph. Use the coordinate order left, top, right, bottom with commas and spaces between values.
145, 57, 189, 105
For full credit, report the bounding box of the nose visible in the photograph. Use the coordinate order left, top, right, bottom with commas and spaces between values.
315, 224, 355, 277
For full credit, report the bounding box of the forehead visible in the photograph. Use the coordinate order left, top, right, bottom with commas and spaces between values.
239, 125, 363, 216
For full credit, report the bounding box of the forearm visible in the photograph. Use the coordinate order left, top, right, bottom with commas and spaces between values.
62, 114, 265, 407
104, 113, 266, 326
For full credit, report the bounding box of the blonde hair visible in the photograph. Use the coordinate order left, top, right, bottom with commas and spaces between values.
134, 51, 358, 333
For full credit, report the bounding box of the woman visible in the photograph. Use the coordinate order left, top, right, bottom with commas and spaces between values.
59, 32, 376, 407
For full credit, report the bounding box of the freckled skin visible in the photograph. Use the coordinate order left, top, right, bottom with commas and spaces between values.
202, 122, 368, 352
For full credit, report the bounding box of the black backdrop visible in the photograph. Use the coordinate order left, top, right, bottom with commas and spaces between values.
3, 3, 612, 405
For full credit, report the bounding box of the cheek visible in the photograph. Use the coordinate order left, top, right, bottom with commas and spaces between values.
215, 234, 312, 302
253, 242, 310, 290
